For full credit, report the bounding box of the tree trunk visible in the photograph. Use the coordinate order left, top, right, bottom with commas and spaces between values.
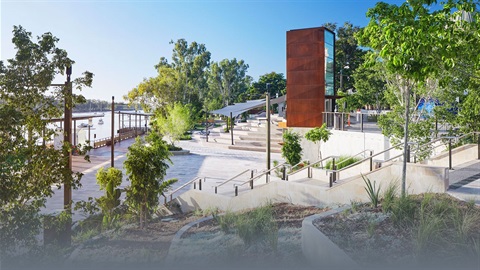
401, 84, 411, 196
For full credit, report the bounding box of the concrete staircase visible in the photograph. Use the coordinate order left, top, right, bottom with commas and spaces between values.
200, 116, 285, 153
173, 143, 480, 212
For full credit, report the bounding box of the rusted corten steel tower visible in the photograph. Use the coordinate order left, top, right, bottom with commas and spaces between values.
286, 27, 335, 127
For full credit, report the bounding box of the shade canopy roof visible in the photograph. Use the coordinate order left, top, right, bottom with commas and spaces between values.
210, 99, 266, 117
209, 95, 286, 117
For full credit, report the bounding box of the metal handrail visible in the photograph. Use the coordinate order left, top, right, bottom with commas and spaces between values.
286, 156, 333, 178
166, 176, 201, 201
333, 149, 375, 168
237, 162, 288, 187
287, 159, 310, 171
215, 169, 251, 188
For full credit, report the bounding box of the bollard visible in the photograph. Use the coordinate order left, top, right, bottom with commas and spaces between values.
333, 164, 337, 183
477, 134, 480, 160
449, 138, 453, 170
369, 151, 373, 171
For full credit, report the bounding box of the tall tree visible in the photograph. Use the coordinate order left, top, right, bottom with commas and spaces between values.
247, 72, 286, 100
208, 58, 250, 106
126, 39, 211, 114
0, 26, 93, 256
357, 0, 479, 195
124, 133, 177, 229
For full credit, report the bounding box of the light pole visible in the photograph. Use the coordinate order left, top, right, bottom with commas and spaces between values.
50, 66, 73, 246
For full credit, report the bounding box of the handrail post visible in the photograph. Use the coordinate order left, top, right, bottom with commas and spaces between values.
449, 138, 453, 170
235, 186, 238, 196
250, 179, 253, 189
361, 113, 364, 132
369, 150, 373, 171
215, 186, 217, 194
477, 132, 480, 160
193, 182, 196, 189
333, 164, 337, 183
308, 167, 312, 178
170, 194, 172, 202
251, 170, 254, 178
198, 179, 202, 191
329, 173, 333, 187
282, 165, 286, 180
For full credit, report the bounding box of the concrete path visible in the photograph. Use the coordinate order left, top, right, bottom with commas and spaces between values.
447, 159, 480, 205
42, 135, 283, 221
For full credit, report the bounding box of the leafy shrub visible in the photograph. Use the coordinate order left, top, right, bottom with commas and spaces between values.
363, 175, 381, 208
167, 144, 183, 151
324, 156, 361, 170
381, 181, 398, 212
179, 134, 192, 140
281, 130, 302, 166
214, 204, 278, 250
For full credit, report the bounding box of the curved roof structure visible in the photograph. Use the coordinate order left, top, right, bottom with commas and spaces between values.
210, 99, 266, 117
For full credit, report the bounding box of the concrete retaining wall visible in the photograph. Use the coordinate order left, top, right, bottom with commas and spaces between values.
302, 207, 358, 268
421, 144, 478, 168
174, 162, 449, 212
292, 128, 403, 165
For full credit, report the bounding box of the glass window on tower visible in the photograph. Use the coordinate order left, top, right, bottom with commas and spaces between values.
324, 29, 335, 96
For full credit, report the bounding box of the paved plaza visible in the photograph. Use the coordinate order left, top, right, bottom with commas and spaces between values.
42, 136, 284, 221
42, 132, 480, 221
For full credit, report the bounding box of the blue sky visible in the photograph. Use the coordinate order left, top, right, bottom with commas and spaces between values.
1, 0, 405, 101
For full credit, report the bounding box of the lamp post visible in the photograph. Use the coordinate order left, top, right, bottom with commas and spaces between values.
50, 66, 73, 246
111, 96, 115, 168
266, 87, 271, 177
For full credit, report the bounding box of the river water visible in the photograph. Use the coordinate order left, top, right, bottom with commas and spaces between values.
48, 111, 149, 146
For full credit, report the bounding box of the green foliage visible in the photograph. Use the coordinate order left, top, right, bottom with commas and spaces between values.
305, 123, 331, 144
124, 135, 177, 229
208, 58, 250, 106
381, 181, 398, 213
389, 194, 417, 228
0, 26, 92, 255
281, 129, 302, 166
155, 102, 194, 147
246, 72, 286, 98
126, 39, 211, 114
215, 204, 278, 250
362, 175, 381, 208
96, 167, 123, 229
324, 156, 361, 170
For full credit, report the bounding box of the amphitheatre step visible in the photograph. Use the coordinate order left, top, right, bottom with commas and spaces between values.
239, 135, 283, 142
234, 140, 282, 149
228, 145, 282, 153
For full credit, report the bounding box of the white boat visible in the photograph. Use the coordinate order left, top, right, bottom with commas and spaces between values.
98, 119, 104, 125
77, 123, 93, 128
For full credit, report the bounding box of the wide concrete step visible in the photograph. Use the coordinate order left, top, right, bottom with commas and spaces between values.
234, 140, 282, 148
239, 135, 283, 142
228, 145, 282, 153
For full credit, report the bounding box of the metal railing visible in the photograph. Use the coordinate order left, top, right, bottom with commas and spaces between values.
165, 176, 201, 203
285, 149, 373, 182
214, 169, 252, 194
410, 132, 480, 169
231, 162, 288, 196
